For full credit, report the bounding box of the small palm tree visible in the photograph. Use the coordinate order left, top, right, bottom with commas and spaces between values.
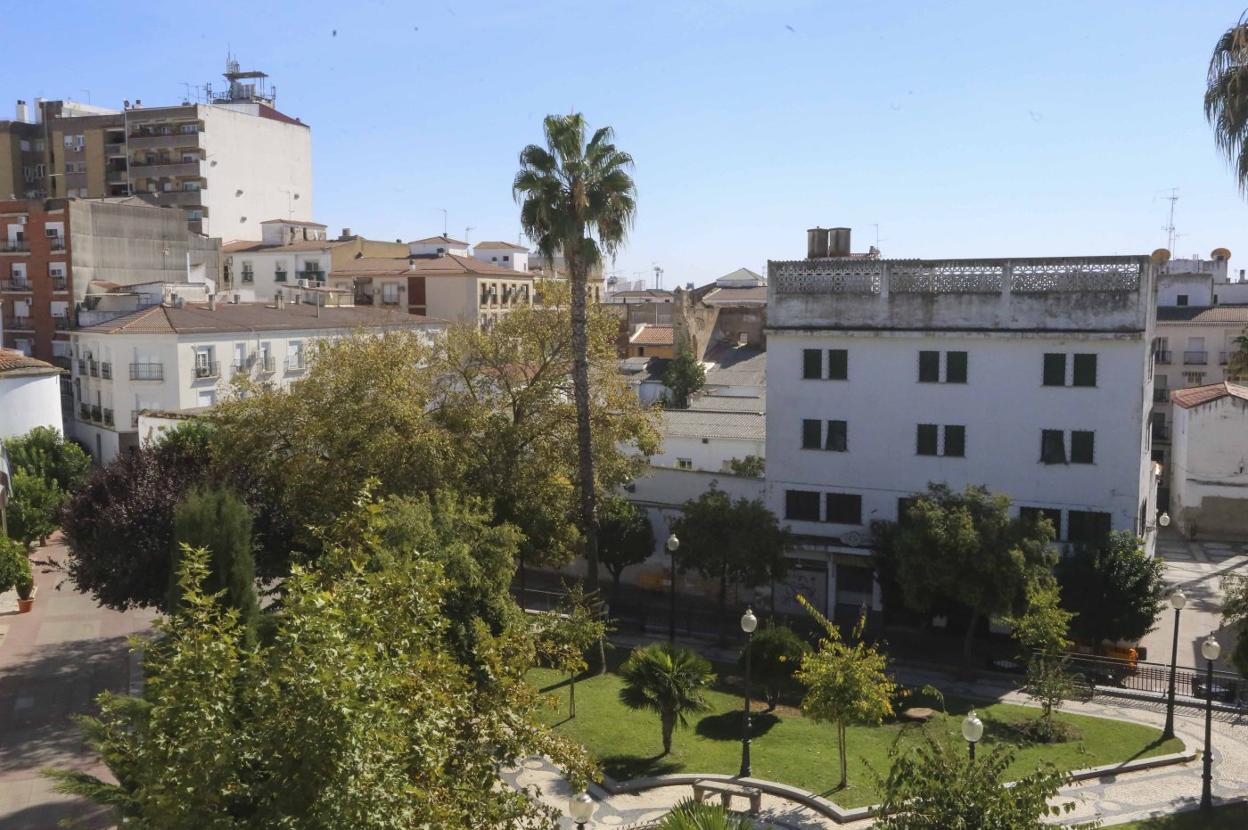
513, 114, 637, 591
1206, 13, 1248, 192
654, 799, 755, 830
618, 643, 716, 755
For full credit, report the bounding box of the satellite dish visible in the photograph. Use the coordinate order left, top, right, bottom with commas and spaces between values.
1212, 247, 1232, 262
1151, 248, 1171, 265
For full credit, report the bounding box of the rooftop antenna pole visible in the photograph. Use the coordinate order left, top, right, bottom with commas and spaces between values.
653, 265, 663, 290
465, 226, 474, 245
437, 208, 447, 236
1164, 188, 1179, 252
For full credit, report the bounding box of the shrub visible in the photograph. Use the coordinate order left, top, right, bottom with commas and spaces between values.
0, 537, 30, 593
738, 623, 810, 709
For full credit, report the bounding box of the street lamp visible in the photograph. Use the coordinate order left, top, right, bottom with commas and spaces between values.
1162, 589, 1187, 740
739, 606, 758, 778
1200, 633, 1222, 813
569, 792, 595, 830
962, 710, 984, 761
1159, 512, 1172, 528
666, 533, 680, 643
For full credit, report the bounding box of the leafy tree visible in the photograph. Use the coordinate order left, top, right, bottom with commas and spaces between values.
795, 596, 897, 791
49, 504, 592, 829
5, 469, 61, 545
670, 485, 789, 642
664, 346, 706, 409
618, 642, 715, 755
1220, 574, 1248, 676
738, 622, 810, 710
727, 455, 765, 478
872, 732, 1094, 830
598, 495, 655, 601
4, 425, 91, 493
61, 424, 212, 610
1055, 531, 1164, 651
874, 483, 1055, 669
168, 487, 260, 646
535, 583, 608, 717
1008, 579, 1078, 741
0, 536, 30, 593
514, 113, 639, 592
655, 799, 754, 830
1206, 13, 1248, 194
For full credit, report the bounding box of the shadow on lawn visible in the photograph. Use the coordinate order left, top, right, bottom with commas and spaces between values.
601, 753, 683, 780
695, 710, 780, 741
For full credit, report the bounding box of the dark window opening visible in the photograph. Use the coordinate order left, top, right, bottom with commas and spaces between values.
1177, 294, 1189, 306
825, 493, 862, 525
1019, 506, 1062, 538
1070, 430, 1095, 464
802, 418, 822, 449
1072, 353, 1097, 387
918, 350, 940, 383
897, 497, 918, 527
826, 419, 848, 452
1067, 510, 1111, 545
943, 425, 966, 457
827, 349, 848, 380
945, 351, 968, 383
1041, 429, 1066, 464
803, 349, 822, 379
916, 423, 938, 456
785, 490, 821, 522
1043, 353, 1066, 386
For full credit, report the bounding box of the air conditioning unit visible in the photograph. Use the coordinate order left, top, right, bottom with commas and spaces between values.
298, 279, 309, 288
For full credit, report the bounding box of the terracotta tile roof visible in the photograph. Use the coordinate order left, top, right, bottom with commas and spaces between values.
223, 239, 332, 253
409, 234, 468, 246
1157, 305, 1248, 324
76, 302, 442, 335
1171, 381, 1248, 409
473, 240, 528, 251
0, 348, 60, 377
702, 285, 768, 305
331, 253, 530, 279
259, 219, 326, 227
629, 324, 674, 346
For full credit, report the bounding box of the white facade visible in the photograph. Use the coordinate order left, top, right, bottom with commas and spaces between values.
765, 250, 1159, 616
408, 236, 469, 257
651, 408, 765, 473
1170, 384, 1248, 540
472, 242, 529, 272
0, 357, 62, 439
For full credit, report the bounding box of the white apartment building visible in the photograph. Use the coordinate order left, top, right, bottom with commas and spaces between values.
471, 240, 529, 271
765, 229, 1160, 620
1170, 382, 1248, 541
70, 294, 443, 462
0, 348, 63, 438
222, 219, 332, 301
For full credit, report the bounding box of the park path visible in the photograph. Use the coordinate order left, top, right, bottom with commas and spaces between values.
0, 534, 156, 829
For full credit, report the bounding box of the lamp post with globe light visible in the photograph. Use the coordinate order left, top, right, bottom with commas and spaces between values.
1162, 589, 1186, 740
1200, 633, 1222, 813
569, 792, 595, 830
739, 606, 758, 777
962, 710, 984, 760
666, 533, 679, 643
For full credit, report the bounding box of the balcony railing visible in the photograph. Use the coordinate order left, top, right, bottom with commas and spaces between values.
2, 316, 32, 330
53, 315, 70, 330
129, 362, 164, 381
241, 270, 255, 284
49, 238, 65, 251
51, 276, 67, 291
194, 361, 220, 379
274, 270, 288, 283
258, 355, 276, 373
103, 408, 114, 427
79, 403, 90, 420
90, 405, 102, 423
1153, 387, 1170, 403
1183, 350, 1208, 365
126, 132, 201, 149
77, 359, 87, 375
1, 240, 30, 253
0, 278, 31, 291
1220, 351, 1231, 366
298, 270, 325, 283
286, 357, 306, 372
88, 360, 99, 377
129, 160, 201, 178
1154, 350, 1172, 365
104, 142, 126, 156
100, 362, 112, 380
51, 356, 71, 370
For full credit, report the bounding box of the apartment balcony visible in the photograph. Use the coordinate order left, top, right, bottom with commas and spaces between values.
77, 358, 87, 375
90, 404, 102, 423
298, 270, 326, 282
126, 132, 201, 150
141, 190, 205, 208
1153, 387, 1170, 404
106, 168, 128, 185
2, 316, 32, 330
1, 240, 30, 253
0, 278, 31, 291
88, 360, 99, 377
129, 362, 164, 381
51, 276, 67, 291
104, 142, 126, 157
100, 361, 112, 380
194, 361, 220, 380
48, 237, 65, 251
79, 403, 90, 420
1183, 350, 1208, 365
103, 408, 114, 427
51, 356, 71, 371
1154, 424, 1170, 443
129, 160, 202, 178
53, 315, 70, 330
258, 355, 276, 373
1154, 350, 1172, 365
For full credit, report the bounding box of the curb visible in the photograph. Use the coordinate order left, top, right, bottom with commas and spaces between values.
1067, 750, 1197, 783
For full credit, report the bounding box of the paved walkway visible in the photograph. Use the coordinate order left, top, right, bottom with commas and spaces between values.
507, 669, 1248, 828
0, 536, 155, 829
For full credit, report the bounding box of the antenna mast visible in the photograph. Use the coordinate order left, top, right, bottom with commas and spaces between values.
1163, 188, 1179, 252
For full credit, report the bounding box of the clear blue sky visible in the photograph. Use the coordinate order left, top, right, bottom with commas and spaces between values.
7, 1, 1248, 286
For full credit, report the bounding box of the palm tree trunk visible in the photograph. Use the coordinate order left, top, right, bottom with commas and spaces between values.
837, 720, 848, 790
661, 709, 676, 755
963, 606, 980, 671
569, 253, 599, 593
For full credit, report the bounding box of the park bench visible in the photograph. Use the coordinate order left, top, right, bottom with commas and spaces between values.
691, 780, 762, 816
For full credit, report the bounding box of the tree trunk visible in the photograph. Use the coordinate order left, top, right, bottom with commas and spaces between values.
963, 606, 981, 671
661, 709, 676, 755
611, 570, 622, 608
836, 720, 848, 790
569, 248, 600, 593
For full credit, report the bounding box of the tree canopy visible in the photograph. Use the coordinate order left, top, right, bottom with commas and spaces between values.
598, 495, 656, 597
1055, 531, 1164, 650
1206, 13, 1248, 195
664, 346, 706, 409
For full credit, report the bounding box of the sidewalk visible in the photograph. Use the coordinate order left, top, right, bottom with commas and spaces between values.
0, 536, 155, 829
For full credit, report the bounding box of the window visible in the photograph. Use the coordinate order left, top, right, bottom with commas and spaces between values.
945, 351, 968, 383
180, 123, 199, 134
943, 425, 966, 457
1019, 507, 1062, 537
801, 418, 822, 449
802, 349, 821, 379
1072, 354, 1097, 387
825, 493, 862, 525
825, 419, 848, 452
1070, 430, 1095, 464
1177, 294, 1189, 306
1067, 511, 1111, 545
916, 423, 938, 456
1183, 371, 1206, 385
918, 350, 940, 382
1040, 429, 1066, 464
676, 458, 692, 470
827, 349, 847, 379
1043, 353, 1066, 386
382, 282, 400, 304
786, 490, 821, 521
45, 227, 59, 238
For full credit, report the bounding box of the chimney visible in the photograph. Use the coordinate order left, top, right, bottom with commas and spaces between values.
341, 227, 352, 239
806, 227, 829, 259
275, 292, 285, 310
409, 257, 417, 271
34, 97, 44, 123
134, 99, 143, 109
829, 227, 852, 258
207, 293, 217, 311
15, 100, 28, 123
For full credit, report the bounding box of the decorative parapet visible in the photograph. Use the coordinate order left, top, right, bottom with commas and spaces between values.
768, 260, 883, 295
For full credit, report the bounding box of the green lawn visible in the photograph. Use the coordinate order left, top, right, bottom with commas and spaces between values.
531, 668, 1183, 809
1113, 803, 1248, 828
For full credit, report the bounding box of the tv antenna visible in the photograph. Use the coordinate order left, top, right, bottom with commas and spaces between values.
464, 226, 474, 244
1162, 188, 1180, 252
653, 265, 664, 290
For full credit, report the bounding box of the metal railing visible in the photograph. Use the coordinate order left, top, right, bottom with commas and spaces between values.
194, 361, 220, 379
298, 270, 325, 282
286, 357, 306, 372
258, 355, 276, 373
1153, 424, 1170, 442
77, 359, 87, 375
0, 278, 31, 291
103, 408, 114, 426
79, 403, 90, 420
49, 238, 65, 251
1220, 351, 1231, 366
274, 270, 288, 283
90, 405, 102, 423
1154, 350, 1172, 365
100, 362, 112, 380
1183, 350, 1208, 365
1153, 387, 1170, 403
51, 276, 67, 291
129, 362, 164, 381
241, 270, 255, 284
1063, 652, 1247, 708
2, 316, 32, 329
1, 240, 30, 252
53, 315, 70, 330
88, 360, 99, 377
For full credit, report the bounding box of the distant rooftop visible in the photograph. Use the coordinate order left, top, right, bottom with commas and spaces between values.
629, 324, 674, 346
1172, 381, 1248, 409
474, 240, 528, 251
77, 301, 441, 335
1156, 305, 1248, 324
331, 253, 527, 279
410, 234, 469, 246
260, 219, 326, 227
661, 409, 764, 442
0, 348, 60, 377
703, 343, 766, 388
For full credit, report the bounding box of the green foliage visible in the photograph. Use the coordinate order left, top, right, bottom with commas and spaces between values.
1055, 532, 1164, 650
655, 799, 755, 830
1008, 580, 1079, 741
5, 468, 61, 545
874, 483, 1056, 667
1205, 15, 1248, 195
4, 426, 91, 492
738, 623, 810, 709
618, 642, 716, 755
169, 487, 259, 646
1221, 574, 1248, 676
671, 485, 788, 640
727, 455, 765, 478
535, 583, 609, 716
599, 495, 655, 595
795, 597, 897, 790
664, 346, 706, 409
49, 502, 592, 829
873, 732, 1096, 830
0, 536, 31, 593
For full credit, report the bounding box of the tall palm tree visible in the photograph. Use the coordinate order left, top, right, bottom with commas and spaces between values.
618, 643, 715, 755
1206, 13, 1248, 193
513, 114, 637, 591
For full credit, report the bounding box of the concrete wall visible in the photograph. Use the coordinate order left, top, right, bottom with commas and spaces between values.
649, 432, 765, 473
1172, 395, 1248, 540
227, 248, 331, 301
1158, 272, 1213, 307
0, 373, 62, 438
